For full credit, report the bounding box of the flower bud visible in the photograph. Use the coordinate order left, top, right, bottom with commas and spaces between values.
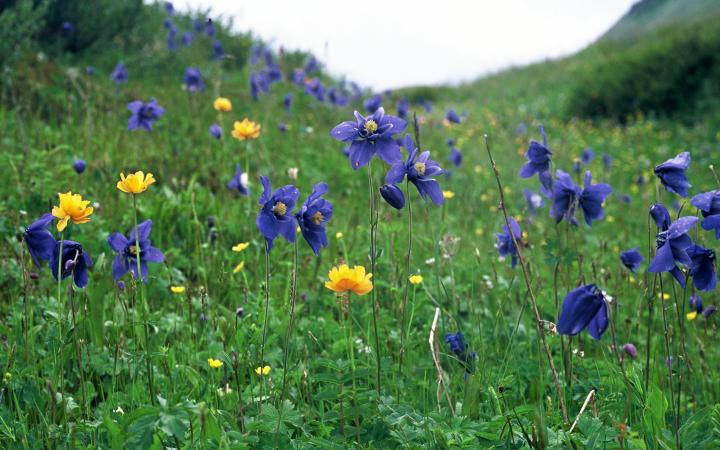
622, 343, 637, 359
73, 159, 86, 174
379, 184, 405, 210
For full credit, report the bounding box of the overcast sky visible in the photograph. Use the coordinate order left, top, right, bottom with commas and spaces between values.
177, 0, 637, 91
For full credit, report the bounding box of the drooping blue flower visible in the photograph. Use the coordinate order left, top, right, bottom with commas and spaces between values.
620, 247, 643, 273
648, 215, 698, 288
51, 240, 92, 288
444, 109, 461, 124
581, 147, 594, 165
444, 331, 476, 373
73, 159, 86, 174
330, 108, 407, 169
278, 122, 287, 133
523, 189, 545, 215
539, 170, 553, 198
256, 176, 299, 252
579, 171, 612, 226
556, 284, 608, 340
166, 25, 178, 51
24, 214, 56, 268
650, 203, 672, 230
689, 294, 703, 314
519, 126, 552, 179
164, 1, 175, 15
448, 141, 463, 168
364, 95, 382, 113
304, 77, 325, 101
495, 217, 521, 268
209, 123, 222, 139
385, 134, 444, 204
110, 62, 128, 85
654, 152, 691, 197
602, 153, 613, 170
283, 94, 293, 113
227, 164, 249, 196
212, 40, 224, 60
379, 184, 405, 210
181, 32, 193, 46
691, 190, 720, 239
61, 22, 74, 33
550, 170, 581, 224
296, 183, 333, 255
205, 18, 216, 37
127, 98, 165, 132
304, 56, 319, 74
687, 245, 717, 291
397, 99, 409, 119
183, 67, 204, 92
703, 305, 717, 318
108, 220, 164, 282
291, 68, 305, 86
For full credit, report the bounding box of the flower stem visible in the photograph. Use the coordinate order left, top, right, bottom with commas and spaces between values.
658, 273, 680, 450
259, 244, 271, 402
398, 179, 413, 379
56, 234, 65, 413
133, 195, 155, 405
367, 161, 381, 394
276, 239, 298, 431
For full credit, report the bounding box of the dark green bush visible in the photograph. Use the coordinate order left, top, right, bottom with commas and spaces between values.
566, 18, 720, 121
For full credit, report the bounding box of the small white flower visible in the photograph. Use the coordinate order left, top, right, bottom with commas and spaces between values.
425, 258, 435, 265
113, 406, 125, 415
287, 167, 299, 181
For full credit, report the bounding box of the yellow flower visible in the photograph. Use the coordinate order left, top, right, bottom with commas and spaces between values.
657, 293, 670, 301
232, 242, 250, 252
232, 118, 261, 140
117, 171, 156, 194
52, 192, 94, 231
233, 261, 245, 273
442, 190, 455, 199
255, 365, 271, 376
170, 286, 186, 294
325, 264, 373, 296
208, 358, 223, 369
687, 311, 698, 321
335, 232, 343, 239
213, 97, 232, 112
408, 274, 423, 285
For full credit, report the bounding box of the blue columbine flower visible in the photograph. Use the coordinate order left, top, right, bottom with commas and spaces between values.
61, 22, 74, 33
620, 247, 643, 273
579, 171, 612, 226
164, 1, 175, 15
110, 62, 128, 85
296, 183, 333, 255
650, 203, 672, 230
52, 240, 92, 288
447, 140, 463, 168
444, 331, 476, 373
385, 134, 444, 204
127, 98, 165, 132
557, 284, 608, 340
654, 152, 691, 197
24, 214, 56, 267
166, 25, 178, 51
181, 32, 193, 46
212, 40, 224, 60
687, 245, 717, 291
227, 164, 249, 196
689, 294, 703, 314
444, 109, 461, 124
691, 190, 720, 239
364, 95, 382, 113
581, 148, 594, 165
519, 126, 552, 179
649, 215, 698, 288
330, 108, 407, 169
397, 99, 409, 119
209, 123, 222, 139
256, 176, 299, 251
304, 78, 325, 101
205, 18, 215, 37
183, 67, 204, 92
495, 217, 521, 268
73, 159, 86, 174
602, 153, 613, 170
283, 94, 293, 113
523, 189, 545, 215
379, 184, 405, 209
305, 56, 319, 74
550, 170, 581, 224
108, 220, 164, 282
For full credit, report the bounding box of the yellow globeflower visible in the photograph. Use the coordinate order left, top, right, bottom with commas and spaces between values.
255, 365, 271, 376
232, 242, 250, 252
233, 261, 245, 273
232, 118, 261, 141
52, 192, 94, 232
325, 264, 373, 296
687, 311, 698, 321
408, 274, 423, 285
442, 190, 455, 199
213, 97, 232, 112
117, 171, 156, 194
170, 286, 185, 294
208, 358, 223, 369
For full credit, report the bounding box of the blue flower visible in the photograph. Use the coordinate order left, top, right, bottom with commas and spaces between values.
283, 94, 293, 113
73, 159, 86, 174
495, 217, 521, 268
519, 126, 552, 179
296, 183, 333, 255
691, 190, 720, 239
654, 152, 691, 197
581, 148, 594, 165
209, 123, 222, 139
444, 109, 461, 124
650, 203, 672, 230
620, 247, 643, 273
448, 141, 463, 168
108, 220, 164, 282
205, 18, 215, 37
330, 108, 407, 169
579, 171, 612, 226
689, 294, 703, 313
212, 40, 224, 60
181, 32, 193, 46
550, 170, 581, 224
183, 67, 205, 92
557, 284, 608, 340
52, 240, 92, 288
687, 245, 717, 291
127, 98, 165, 132
385, 134, 444, 205
649, 215, 698, 288
110, 62, 128, 85
304, 56, 319, 74
523, 189, 545, 215
227, 164, 249, 196
24, 214, 56, 267
379, 184, 405, 210
256, 176, 299, 251
444, 331, 476, 373
602, 153, 613, 170
397, 99, 409, 119
61, 22, 74, 33
304, 77, 325, 101
364, 95, 382, 113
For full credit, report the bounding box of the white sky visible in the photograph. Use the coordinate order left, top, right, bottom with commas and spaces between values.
178, 0, 637, 91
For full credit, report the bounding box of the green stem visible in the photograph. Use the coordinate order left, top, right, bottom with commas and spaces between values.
56, 234, 65, 413
260, 245, 271, 403
133, 195, 155, 405
277, 239, 298, 432
398, 179, 413, 378
367, 162, 381, 394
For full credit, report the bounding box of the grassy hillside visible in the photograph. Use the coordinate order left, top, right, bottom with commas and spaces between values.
2, 1, 720, 448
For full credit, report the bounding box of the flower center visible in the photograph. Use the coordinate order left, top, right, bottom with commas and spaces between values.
414, 162, 426, 176
272, 201, 287, 216
364, 120, 378, 134
311, 211, 324, 225
128, 245, 138, 255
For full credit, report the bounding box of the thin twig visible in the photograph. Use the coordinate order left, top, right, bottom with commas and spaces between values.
428, 307, 454, 415
568, 389, 596, 433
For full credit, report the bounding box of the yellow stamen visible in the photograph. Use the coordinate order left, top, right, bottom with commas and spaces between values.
414, 162, 426, 176
272, 201, 287, 216
364, 120, 378, 133
311, 211, 324, 225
